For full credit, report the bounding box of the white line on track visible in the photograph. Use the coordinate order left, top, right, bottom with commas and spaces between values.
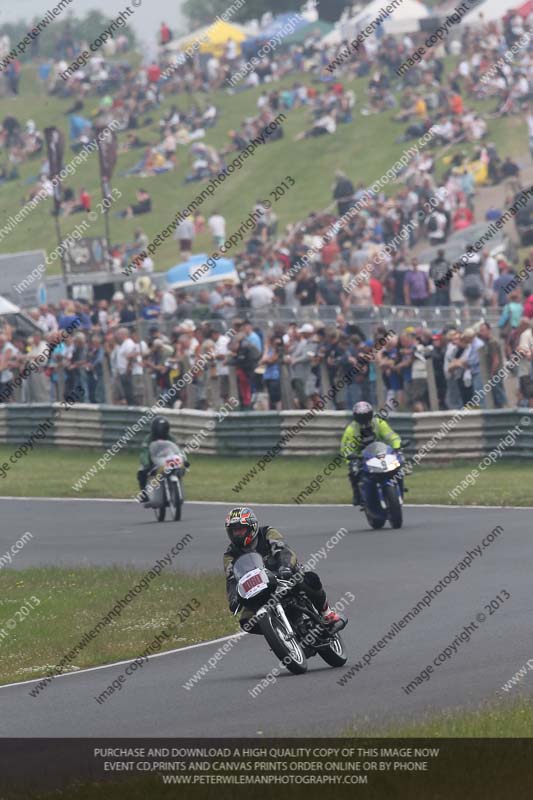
0, 632, 245, 691
0, 496, 531, 510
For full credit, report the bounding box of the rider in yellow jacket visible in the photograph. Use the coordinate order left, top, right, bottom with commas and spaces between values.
341, 401, 401, 506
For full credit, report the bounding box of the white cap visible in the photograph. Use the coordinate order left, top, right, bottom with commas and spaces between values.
298, 323, 315, 334
179, 319, 196, 331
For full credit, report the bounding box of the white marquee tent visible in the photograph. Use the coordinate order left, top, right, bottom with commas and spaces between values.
342, 0, 430, 38
463, 0, 523, 24
0, 295, 40, 333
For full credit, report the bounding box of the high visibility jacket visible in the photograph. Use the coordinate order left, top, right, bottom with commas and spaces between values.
340, 418, 401, 462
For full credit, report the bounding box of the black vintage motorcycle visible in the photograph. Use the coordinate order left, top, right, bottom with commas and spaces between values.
233, 552, 348, 675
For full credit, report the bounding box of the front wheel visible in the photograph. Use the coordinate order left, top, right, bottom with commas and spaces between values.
317, 633, 348, 667
365, 510, 386, 529
168, 479, 183, 521
384, 483, 402, 529
258, 611, 307, 675
154, 503, 166, 522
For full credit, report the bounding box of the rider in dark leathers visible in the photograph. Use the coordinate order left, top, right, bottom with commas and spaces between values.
223, 506, 345, 632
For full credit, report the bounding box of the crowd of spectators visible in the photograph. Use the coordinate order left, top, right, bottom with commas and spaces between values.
2, 280, 533, 411
2, 8, 533, 412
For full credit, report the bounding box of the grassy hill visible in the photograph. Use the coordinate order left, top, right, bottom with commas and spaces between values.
0, 61, 528, 277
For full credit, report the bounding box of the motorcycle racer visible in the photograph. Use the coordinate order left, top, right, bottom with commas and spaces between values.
137, 416, 189, 502
223, 507, 346, 631
341, 401, 401, 506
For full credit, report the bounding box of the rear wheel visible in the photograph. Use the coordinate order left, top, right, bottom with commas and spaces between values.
258, 611, 307, 675
169, 480, 182, 521
318, 633, 348, 667
384, 483, 402, 528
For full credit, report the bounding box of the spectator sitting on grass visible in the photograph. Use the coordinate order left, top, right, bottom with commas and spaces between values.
119, 188, 152, 218
294, 111, 336, 141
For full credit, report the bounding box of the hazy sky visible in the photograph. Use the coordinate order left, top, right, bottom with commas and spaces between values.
0, 0, 187, 57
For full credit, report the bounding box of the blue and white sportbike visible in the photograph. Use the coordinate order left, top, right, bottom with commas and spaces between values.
349, 442, 404, 529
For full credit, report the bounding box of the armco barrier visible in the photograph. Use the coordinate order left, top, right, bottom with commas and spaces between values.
99, 405, 218, 453
55, 403, 104, 449
482, 408, 533, 459
216, 412, 281, 456
0, 405, 530, 460
413, 410, 485, 461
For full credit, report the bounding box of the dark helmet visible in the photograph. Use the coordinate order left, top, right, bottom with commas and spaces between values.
151, 416, 170, 439
225, 507, 259, 550
353, 401, 374, 428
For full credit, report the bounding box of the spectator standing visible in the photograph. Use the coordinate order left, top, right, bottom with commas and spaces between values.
229, 334, 260, 410
498, 289, 524, 358
478, 322, 507, 408
404, 258, 430, 307
494, 259, 517, 306
287, 324, 315, 409
211, 327, 230, 403
160, 288, 177, 318
317, 268, 342, 306
246, 277, 274, 309
482, 249, 499, 305
86, 334, 105, 404
0, 332, 18, 403
444, 329, 463, 410
295, 267, 318, 306
426, 206, 448, 246
261, 334, 283, 410
160, 21, 172, 45
462, 246, 484, 307
332, 171, 355, 216
517, 318, 533, 407
457, 328, 485, 404
130, 332, 148, 406
208, 211, 226, 248
25, 332, 50, 402
429, 249, 451, 306
174, 216, 195, 258
410, 332, 433, 411
65, 332, 89, 402
114, 327, 137, 406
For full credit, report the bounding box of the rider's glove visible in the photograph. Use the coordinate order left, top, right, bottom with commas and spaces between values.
228, 592, 240, 613
278, 566, 293, 581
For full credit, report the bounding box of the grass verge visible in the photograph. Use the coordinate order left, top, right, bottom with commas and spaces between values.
0, 446, 530, 506
347, 699, 533, 738
0, 566, 234, 686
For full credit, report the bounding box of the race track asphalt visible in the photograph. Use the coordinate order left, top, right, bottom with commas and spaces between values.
1, 498, 532, 737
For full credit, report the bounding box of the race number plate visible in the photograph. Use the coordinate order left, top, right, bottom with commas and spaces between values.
240, 569, 268, 599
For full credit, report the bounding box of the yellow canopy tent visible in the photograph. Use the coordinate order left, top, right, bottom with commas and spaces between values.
177, 20, 247, 57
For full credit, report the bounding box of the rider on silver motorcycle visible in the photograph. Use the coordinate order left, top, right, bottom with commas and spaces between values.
137, 416, 189, 502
